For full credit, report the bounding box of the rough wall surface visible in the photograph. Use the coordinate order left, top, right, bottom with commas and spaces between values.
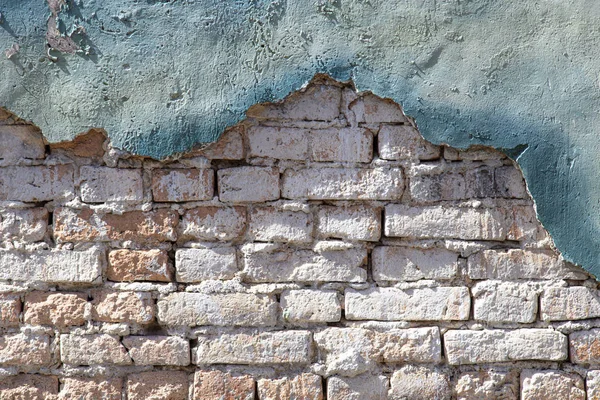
0, 77, 599, 399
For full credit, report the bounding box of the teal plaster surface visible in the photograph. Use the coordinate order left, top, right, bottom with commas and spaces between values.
1, 0, 600, 275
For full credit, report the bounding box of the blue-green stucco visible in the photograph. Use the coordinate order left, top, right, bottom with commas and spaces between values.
1, 0, 600, 276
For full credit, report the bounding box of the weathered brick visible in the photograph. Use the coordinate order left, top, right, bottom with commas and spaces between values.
175, 247, 238, 282
281, 289, 341, 324
313, 328, 376, 376
195, 331, 312, 365
54, 208, 178, 243
258, 374, 323, 400
152, 169, 214, 202
0, 294, 20, 327
193, 370, 254, 400
24, 292, 87, 328
218, 167, 280, 202
249, 207, 312, 243
569, 329, 600, 364
465, 166, 496, 198
541, 287, 600, 321
506, 204, 548, 242
521, 370, 585, 400
472, 281, 538, 323
60, 334, 131, 365
345, 287, 470, 321
247, 126, 308, 160
389, 366, 450, 400
128, 371, 189, 400
587, 370, 600, 400
157, 292, 277, 327
372, 246, 459, 282
49, 129, 106, 159
242, 242, 367, 283
458, 146, 506, 161
455, 369, 519, 400
0, 208, 48, 242
310, 128, 373, 162
123, 335, 190, 366
495, 165, 528, 198
377, 327, 442, 364
283, 167, 404, 200
92, 290, 154, 325
199, 125, 245, 160
378, 124, 440, 160
108, 249, 172, 282
0, 375, 58, 400
180, 206, 246, 241
327, 375, 389, 400
409, 173, 466, 203
59, 377, 122, 400
350, 93, 407, 124
0, 247, 104, 284
0, 333, 52, 366
385, 205, 507, 240
0, 125, 45, 162
0, 165, 74, 201
444, 329, 567, 365
316, 205, 381, 242
80, 166, 143, 202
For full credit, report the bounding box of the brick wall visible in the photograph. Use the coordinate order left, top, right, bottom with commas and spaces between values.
0, 75, 597, 399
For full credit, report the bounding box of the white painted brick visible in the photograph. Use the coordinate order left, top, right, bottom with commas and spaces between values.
80, 166, 143, 202
378, 124, 440, 160
310, 128, 373, 162
195, 331, 312, 365
0, 125, 45, 162
152, 169, 213, 202
242, 242, 367, 283
444, 329, 568, 365
372, 246, 459, 282
541, 287, 600, 321
316, 205, 381, 242
61, 334, 132, 365
345, 287, 470, 321
521, 370, 585, 400
122, 335, 190, 366
175, 247, 238, 282
327, 375, 389, 400
0, 208, 48, 242
472, 281, 538, 323
281, 289, 341, 324
385, 204, 507, 240
247, 126, 308, 160
0, 165, 74, 202
283, 167, 404, 200
157, 292, 277, 327
389, 366, 450, 400
179, 206, 246, 241
409, 173, 466, 203
249, 207, 312, 243
218, 167, 280, 202
569, 329, 600, 364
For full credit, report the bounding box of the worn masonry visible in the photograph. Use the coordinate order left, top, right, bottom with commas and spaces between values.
0, 75, 598, 399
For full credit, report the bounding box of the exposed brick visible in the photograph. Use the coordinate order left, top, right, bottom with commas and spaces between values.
0, 333, 52, 367
587, 370, 600, 400
258, 374, 323, 400
199, 125, 245, 160
350, 93, 407, 124
60, 334, 132, 365
310, 128, 372, 162
389, 366, 450, 400
179, 206, 246, 241
123, 335, 190, 366
128, 371, 189, 400
218, 167, 280, 202
314, 328, 377, 376
247, 126, 308, 160
455, 369, 519, 400
0, 294, 20, 327
24, 292, 87, 328
280, 289, 341, 324
108, 249, 173, 282
0, 208, 48, 242
0, 125, 45, 162
541, 287, 600, 321
409, 172, 466, 203
372, 246, 459, 282
495, 165, 528, 198
378, 124, 440, 160
49, 129, 106, 158
175, 247, 238, 282
152, 168, 214, 202
316, 205, 381, 242
0, 375, 58, 400
377, 327, 442, 364
506, 204, 548, 242
465, 166, 496, 198
569, 329, 600, 364
80, 166, 143, 202
193, 370, 254, 400
91, 290, 154, 325
0, 165, 74, 201
249, 207, 312, 244
521, 370, 585, 400
59, 377, 122, 400
458, 146, 506, 161
327, 375, 388, 400
472, 281, 538, 323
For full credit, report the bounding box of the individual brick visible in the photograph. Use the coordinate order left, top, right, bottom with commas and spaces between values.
197, 125, 244, 160
242, 242, 367, 283
506, 204, 548, 242
372, 246, 459, 282
0, 165, 74, 201
444, 329, 567, 365
541, 287, 600, 321
345, 287, 470, 321
0, 208, 48, 242
465, 166, 496, 198
472, 281, 538, 323
49, 129, 106, 159
313, 328, 377, 376
0, 247, 105, 284
385, 204, 508, 240
377, 327, 442, 364
128, 371, 189, 400
79, 166, 143, 202
467, 249, 585, 280
455, 369, 519, 400
0, 375, 58, 400
389, 366, 450, 400
280, 289, 341, 324
123, 335, 190, 366
310, 127, 373, 162
54, 208, 178, 243
378, 124, 440, 160
0, 294, 20, 327
24, 292, 87, 328
282, 167, 404, 200
108, 249, 173, 282
495, 165, 528, 198
521, 370, 585, 400
0, 333, 52, 366
152, 168, 214, 202
258, 373, 323, 400
327, 375, 388, 400
409, 173, 466, 203
195, 331, 312, 365
316, 205, 381, 242
570, 329, 600, 364
457, 146, 506, 161
157, 292, 277, 327
0, 124, 45, 162
92, 290, 154, 325
249, 207, 312, 243
60, 334, 132, 365
247, 126, 309, 160
587, 370, 600, 400
218, 167, 280, 202
175, 247, 238, 282
350, 93, 407, 124
59, 377, 122, 400
193, 370, 254, 400
179, 206, 246, 241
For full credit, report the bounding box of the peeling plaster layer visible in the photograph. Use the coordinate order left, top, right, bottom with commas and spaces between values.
1, 1, 600, 275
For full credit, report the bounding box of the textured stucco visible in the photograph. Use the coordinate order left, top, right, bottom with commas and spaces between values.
1, 0, 600, 275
